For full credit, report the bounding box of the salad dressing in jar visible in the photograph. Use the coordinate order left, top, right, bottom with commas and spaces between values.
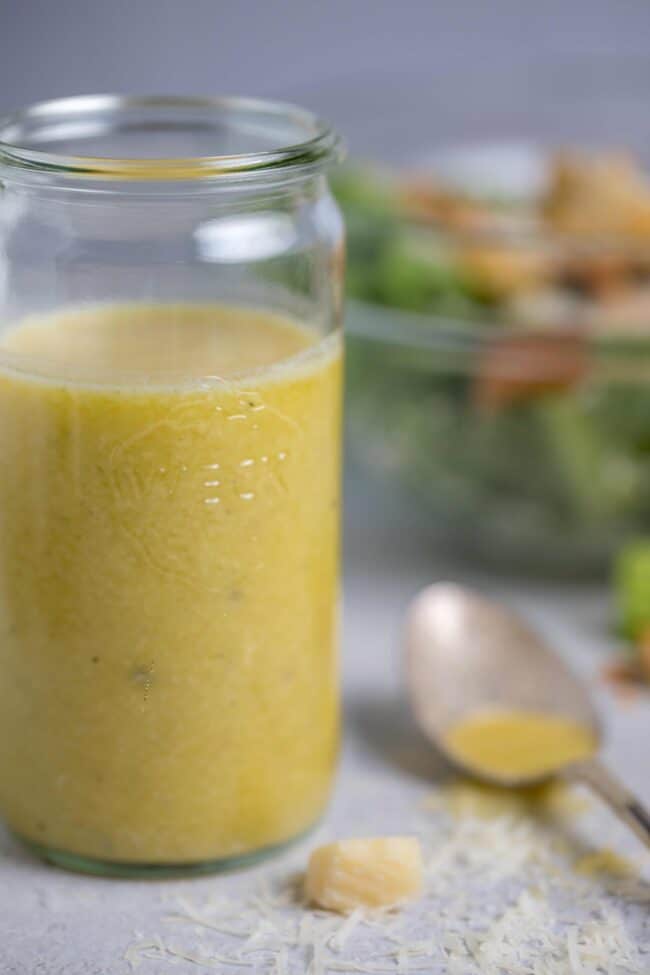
0, 96, 344, 875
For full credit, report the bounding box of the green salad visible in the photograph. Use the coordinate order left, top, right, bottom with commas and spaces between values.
616, 541, 650, 641
615, 540, 650, 681
334, 153, 650, 573
333, 169, 481, 319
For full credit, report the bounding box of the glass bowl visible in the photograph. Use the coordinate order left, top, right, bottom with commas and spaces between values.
341, 145, 650, 577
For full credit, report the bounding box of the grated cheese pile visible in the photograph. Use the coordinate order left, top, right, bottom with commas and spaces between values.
124, 781, 650, 975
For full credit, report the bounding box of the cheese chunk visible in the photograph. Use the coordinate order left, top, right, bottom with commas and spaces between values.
305, 837, 423, 912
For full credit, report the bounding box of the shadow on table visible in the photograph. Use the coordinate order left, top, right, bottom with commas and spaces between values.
345, 690, 450, 783
0, 823, 44, 871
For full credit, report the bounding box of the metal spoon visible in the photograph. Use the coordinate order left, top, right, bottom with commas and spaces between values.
405, 582, 650, 848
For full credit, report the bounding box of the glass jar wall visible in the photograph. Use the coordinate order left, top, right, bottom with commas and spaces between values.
0, 95, 344, 875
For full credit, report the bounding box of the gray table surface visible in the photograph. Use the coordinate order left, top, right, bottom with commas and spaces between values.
1, 479, 648, 974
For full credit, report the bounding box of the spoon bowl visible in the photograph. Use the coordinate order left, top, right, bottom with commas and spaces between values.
405, 582, 650, 845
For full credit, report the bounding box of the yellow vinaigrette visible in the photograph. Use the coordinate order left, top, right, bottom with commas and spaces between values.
445, 708, 596, 781
0, 303, 342, 866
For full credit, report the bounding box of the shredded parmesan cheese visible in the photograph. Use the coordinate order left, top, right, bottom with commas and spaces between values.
124, 779, 649, 975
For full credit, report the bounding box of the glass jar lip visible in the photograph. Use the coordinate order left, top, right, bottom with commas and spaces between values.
0, 94, 344, 182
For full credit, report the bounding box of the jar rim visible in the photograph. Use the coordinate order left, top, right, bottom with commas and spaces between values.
0, 94, 344, 182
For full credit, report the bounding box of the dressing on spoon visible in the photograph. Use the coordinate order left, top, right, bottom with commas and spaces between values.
444, 707, 597, 782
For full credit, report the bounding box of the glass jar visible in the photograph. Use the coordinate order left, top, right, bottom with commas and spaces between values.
0, 95, 344, 876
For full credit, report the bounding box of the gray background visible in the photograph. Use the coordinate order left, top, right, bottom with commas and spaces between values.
2, 0, 650, 160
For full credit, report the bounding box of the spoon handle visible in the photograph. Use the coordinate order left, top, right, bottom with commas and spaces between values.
566, 757, 650, 849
